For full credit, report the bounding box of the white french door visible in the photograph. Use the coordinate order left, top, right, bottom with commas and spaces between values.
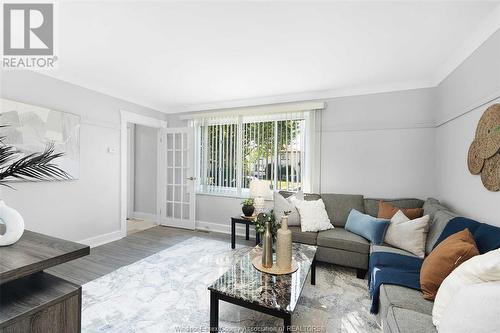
160, 127, 196, 229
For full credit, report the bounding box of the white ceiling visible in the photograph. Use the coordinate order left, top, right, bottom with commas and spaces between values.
44, 1, 500, 113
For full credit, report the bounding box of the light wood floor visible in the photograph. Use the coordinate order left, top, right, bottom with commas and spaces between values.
48, 226, 255, 285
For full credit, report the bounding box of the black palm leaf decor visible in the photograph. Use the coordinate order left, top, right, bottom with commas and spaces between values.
0, 126, 70, 188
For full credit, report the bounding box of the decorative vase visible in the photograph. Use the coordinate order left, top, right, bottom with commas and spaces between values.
0, 200, 25, 246
262, 221, 273, 268
242, 205, 255, 217
276, 214, 292, 270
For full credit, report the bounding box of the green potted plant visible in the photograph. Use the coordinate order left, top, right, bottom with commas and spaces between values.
241, 198, 255, 217
255, 211, 280, 242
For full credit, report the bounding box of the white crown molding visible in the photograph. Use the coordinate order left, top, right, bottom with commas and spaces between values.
179, 101, 325, 120
30, 70, 169, 113
433, 4, 500, 86
436, 89, 500, 127
168, 79, 434, 114
322, 121, 436, 133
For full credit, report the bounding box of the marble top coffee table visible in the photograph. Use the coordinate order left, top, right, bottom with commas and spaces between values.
208, 243, 317, 332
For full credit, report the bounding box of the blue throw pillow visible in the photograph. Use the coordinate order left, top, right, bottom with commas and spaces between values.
433, 217, 482, 250
474, 223, 500, 254
345, 209, 389, 245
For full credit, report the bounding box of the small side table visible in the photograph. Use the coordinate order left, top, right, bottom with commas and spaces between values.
231, 216, 261, 249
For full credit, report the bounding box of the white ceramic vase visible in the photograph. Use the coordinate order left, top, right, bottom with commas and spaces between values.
0, 200, 25, 246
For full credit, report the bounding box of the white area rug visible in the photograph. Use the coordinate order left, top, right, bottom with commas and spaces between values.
82, 237, 380, 332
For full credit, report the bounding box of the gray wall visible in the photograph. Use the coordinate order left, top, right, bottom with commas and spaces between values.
133, 124, 158, 215
319, 88, 436, 198
169, 87, 437, 232
0, 70, 166, 242
435, 29, 500, 226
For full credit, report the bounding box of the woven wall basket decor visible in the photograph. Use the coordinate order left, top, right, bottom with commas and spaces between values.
467, 104, 500, 191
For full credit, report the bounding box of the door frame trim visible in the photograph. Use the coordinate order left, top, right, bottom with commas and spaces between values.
120, 110, 167, 238
126, 123, 135, 219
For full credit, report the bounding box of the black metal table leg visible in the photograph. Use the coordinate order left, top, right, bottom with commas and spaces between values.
231, 219, 236, 249
283, 314, 291, 333
245, 223, 250, 240
311, 256, 316, 285
211, 291, 299, 333
210, 291, 219, 332
256, 231, 260, 245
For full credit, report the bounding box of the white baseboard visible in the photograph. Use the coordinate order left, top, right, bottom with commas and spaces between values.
196, 220, 257, 238
131, 211, 158, 222
78, 220, 250, 248
78, 230, 123, 248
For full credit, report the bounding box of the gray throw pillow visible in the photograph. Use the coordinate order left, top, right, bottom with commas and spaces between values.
321, 194, 365, 227
423, 198, 449, 222
273, 191, 302, 226
425, 209, 458, 254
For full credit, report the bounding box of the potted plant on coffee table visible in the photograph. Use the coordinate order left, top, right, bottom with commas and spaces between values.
254, 211, 280, 242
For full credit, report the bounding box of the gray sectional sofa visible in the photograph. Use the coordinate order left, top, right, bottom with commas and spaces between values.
279, 191, 459, 333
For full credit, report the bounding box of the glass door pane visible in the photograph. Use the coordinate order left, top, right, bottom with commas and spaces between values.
162, 128, 195, 229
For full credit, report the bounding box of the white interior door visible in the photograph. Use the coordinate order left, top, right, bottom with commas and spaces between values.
161, 127, 196, 229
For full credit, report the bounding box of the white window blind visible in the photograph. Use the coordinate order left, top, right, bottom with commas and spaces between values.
193, 107, 320, 196
201, 122, 238, 189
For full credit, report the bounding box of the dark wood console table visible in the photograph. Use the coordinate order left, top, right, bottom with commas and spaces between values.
0, 230, 90, 333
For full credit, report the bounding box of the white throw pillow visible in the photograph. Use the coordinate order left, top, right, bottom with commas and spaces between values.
293, 190, 304, 201
433, 248, 500, 329
273, 191, 302, 226
384, 210, 429, 258
438, 281, 500, 333
289, 196, 333, 232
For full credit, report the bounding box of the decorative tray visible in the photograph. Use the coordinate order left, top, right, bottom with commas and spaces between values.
251, 256, 299, 275
240, 214, 257, 220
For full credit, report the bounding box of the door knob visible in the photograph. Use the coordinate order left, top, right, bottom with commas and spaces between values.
186, 177, 196, 181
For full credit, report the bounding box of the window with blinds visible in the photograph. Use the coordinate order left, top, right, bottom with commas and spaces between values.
195, 109, 316, 195
200, 123, 238, 189
241, 119, 305, 191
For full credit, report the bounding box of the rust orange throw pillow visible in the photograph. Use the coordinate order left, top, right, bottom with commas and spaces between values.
420, 228, 479, 300
377, 200, 423, 220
